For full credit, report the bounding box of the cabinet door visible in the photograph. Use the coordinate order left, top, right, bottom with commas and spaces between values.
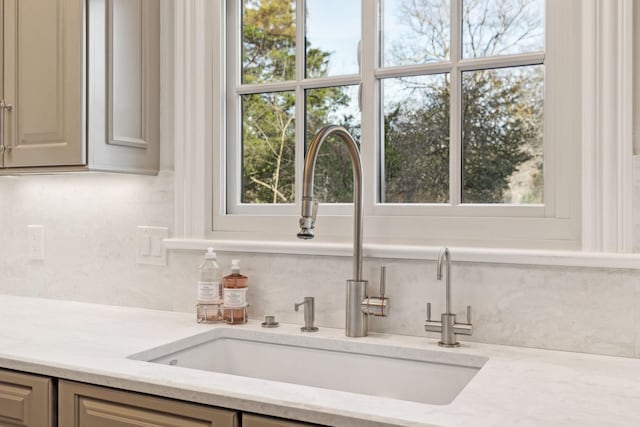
243, 413, 324, 427
2, 0, 85, 168
0, 369, 54, 427
87, 0, 160, 174
59, 380, 239, 427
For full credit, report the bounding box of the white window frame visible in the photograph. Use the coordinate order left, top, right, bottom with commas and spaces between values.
171, 0, 634, 253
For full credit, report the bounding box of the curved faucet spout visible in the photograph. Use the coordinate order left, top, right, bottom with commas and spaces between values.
298, 125, 363, 281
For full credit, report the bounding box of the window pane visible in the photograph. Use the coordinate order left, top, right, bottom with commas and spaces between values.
242, 0, 296, 84
306, 0, 361, 77
382, 0, 450, 67
305, 85, 361, 203
382, 75, 450, 203
241, 92, 296, 204
462, 66, 544, 204
462, 0, 544, 58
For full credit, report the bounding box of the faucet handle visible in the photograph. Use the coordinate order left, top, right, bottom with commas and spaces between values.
311, 200, 319, 224
452, 305, 473, 337
424, 302, 444, 333
379, 266, 386, 298
360, 266, 389, 317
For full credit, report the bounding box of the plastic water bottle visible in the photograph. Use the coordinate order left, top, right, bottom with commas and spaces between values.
197, 248, 221, 304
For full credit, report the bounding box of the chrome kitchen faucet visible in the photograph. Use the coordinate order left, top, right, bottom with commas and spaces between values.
425, 247, 473, 347
297, 125, 388, 337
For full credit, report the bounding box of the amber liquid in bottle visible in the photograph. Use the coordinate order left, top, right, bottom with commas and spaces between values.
222, 260, 248, 324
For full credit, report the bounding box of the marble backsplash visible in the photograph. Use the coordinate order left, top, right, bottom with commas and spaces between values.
173, 251, 639, 358
0, 170, 639, 359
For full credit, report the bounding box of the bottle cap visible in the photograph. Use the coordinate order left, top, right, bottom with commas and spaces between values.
205, 247, 216, 259
231, 259, 240, 272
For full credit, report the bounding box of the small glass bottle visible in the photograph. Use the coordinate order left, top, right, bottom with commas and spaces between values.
222, 259, 248, 324
197, 248, 222, 322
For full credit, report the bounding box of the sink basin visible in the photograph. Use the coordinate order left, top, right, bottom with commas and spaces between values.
129, 327, 486, 405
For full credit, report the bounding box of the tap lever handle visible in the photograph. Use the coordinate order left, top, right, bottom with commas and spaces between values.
466, 305, 472, 324
427, 302, 432, 321
360, 269, 389, 318
311, 200, 319, 225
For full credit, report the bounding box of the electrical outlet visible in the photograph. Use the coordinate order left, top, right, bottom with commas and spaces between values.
27, 225, 45, 260
137, 226, 169, 265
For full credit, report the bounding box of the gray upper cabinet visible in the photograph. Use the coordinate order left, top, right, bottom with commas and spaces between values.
88, 0, 160, 174
1, 0, 85, 169
0, 0, 160, 174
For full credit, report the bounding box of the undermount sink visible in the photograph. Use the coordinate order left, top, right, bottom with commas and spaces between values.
129, 327, 487, 405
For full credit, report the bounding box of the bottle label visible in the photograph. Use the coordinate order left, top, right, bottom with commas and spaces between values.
198, 281, 221, 303
223, 288, 247, 307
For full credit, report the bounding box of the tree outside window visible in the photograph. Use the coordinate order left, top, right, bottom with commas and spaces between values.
235, 0, 544, 207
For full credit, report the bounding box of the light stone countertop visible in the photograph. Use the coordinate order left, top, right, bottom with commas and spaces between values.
0, 295, 639, 426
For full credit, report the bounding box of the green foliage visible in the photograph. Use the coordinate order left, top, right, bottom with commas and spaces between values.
242, 0, 296, 84
242, 92, 296, 203
241, 0, 354, 204
384, 78, 450, 203
383, 68, 542, 204
461, 68, 542, 203
306, 87, 360, 203
240, 0, 544, 206
383, 0, 544, 204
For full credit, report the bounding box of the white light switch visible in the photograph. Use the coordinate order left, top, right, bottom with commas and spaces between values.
139, 232, 151, 256
27, 225, 45, 260
137, 226, 169, 265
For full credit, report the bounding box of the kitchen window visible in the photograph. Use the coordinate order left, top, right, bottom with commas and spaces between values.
215, 0, 583, 249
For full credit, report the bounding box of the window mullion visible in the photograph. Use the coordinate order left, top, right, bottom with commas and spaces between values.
457, 52, 545, 71
449, 0, 462, 206
226, 0, 241, 214
294, 0, 306, 209
374, 62, 454, 79
360, 0, 377, 212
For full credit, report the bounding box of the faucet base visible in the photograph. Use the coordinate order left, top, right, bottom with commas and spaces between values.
300, 326, 319, 332
346, 279, 368, 337
438, 341, 460, 348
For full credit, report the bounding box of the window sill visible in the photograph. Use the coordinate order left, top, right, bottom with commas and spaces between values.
164, 238, 640, 269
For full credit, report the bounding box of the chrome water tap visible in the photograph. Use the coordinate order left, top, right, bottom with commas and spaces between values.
297, 125, 388, 337
425, 247, 472, 347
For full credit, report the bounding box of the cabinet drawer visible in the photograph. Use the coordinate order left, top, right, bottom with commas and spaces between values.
59, 381, 238, 427
0, 369, 54, 427
243, 413, 324, 427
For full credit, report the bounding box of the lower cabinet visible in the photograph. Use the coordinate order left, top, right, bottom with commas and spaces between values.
59, 381, 238, 426
243, 413, 320, 427
0, 370, 54, 427
0, 369, 322, 427
59, 380, 322, 427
